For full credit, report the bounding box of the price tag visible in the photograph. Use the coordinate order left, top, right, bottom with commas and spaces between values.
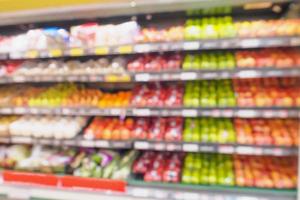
182, 144, 199, 152
218, 145, 234, 154
236, 70, 260, 78
39, 138, 51, 145
62, 108, 72, 115
183, 192, 200, 200
154, 143, 165, 150
131, 188, 150, 198
110, 108, 121, 115
182, 109, 197, 117
118, 45, 133, 54
236, 146, 254, 155
63, 140, 76, 146
49, 49, 63, 57
253, 147, 263, 155
26, 50, 39, 58
180, 72, 197, 80
240, 39, 260, 48
95, 140, 110, 148
0, 137, 10, 143
199, 145, 215, 152
11, 136, 32, 144
236, 110, 258, 118
30, 108, 39, 114
135, 73, 150, 82
291, 37, 300, 46
1, 108, 12, 114
111, 141, 127, 149
222, 109, 233, 117
134, 44, 151, 53
166, 144, 177, 151
132, 108, 151, 116
95, 47, 109, 55
263, 110, 274, 118
183, 41, 200, 50
278, 110, 288, 118
202, 72, 217, 79
202, 41, 218, 49
134, 141, 150, 149
79, 140, 95, 147
70, 48, 84, 56
12, 76, 26, 82
14, 107, 26, 114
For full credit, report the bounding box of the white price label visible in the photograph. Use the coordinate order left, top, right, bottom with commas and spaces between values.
236, 70, 260, 78
131, 188, 150, 198
133, 109, 150, 116
0, 108, 12, 114
134, 44, 151, 53
218, 145, 234, 154
134, 141, 150, 149
154, 143, 165, 150
236, 110, 257, 118
135, 73, 150, 82
236, 146, 254, 155
166, 144, 177, 151
183, 144, 199, 152
182, 109, 197, 117
11, 136, 32, 144
291, 37, 300, 46
199, 145, 215, 152
79, 140, 95, 147
183, 192, 200, 200
95, 140, 110, 148
180, 72, 197, 80
183, 41, 200, 50
12, 76, 26, 82
14, 107, 26, 114
240, 39, 260, 48
110, 108, 121, 115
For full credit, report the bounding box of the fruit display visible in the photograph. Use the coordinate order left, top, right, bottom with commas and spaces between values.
84, 117, 134, 140
8, 116, 88, 139
234, 78, 300, 107
13, 57, 126, 76
0, 116, 19, 136
0, 145, 30, 169
236, 48, 300, 68
98, 91, 132, 108
183, 118, 235, 143
127, 54, 182, 72
133, 151, 184, 183
184, 16, 236, 39
182, 52, 235, 70
133, 152, 297, 189
236, 19, 300, 38
16, 145, 76, 173
184, 80, 236, 107
70, 21, 139, 47
0, 144, 137, 180
234, 155, 297, 188
135, 26, 184, 42
131, 83, 183, 107
132, 117, 183, 141
235, 119, 299, 146
71, 149, 138, 179
182, 153, 234, 185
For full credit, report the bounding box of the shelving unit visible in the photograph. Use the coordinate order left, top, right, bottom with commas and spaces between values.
0, 0, 299, 200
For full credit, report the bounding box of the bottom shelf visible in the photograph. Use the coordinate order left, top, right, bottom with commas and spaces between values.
0, 170, 296, 200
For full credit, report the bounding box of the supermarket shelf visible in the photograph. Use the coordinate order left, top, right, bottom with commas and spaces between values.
133, 141, 298, 156
0, 182, 294, 200
128, 179, 296, 200
2, 36, 300, 60
0, 68, 300, 84
0, 107, 298, 118
0, 0, 293, 26
0, 136, 297, 156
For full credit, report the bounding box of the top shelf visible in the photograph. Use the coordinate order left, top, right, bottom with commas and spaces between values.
0, 0, 293, 26
3, 36, 300, 60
